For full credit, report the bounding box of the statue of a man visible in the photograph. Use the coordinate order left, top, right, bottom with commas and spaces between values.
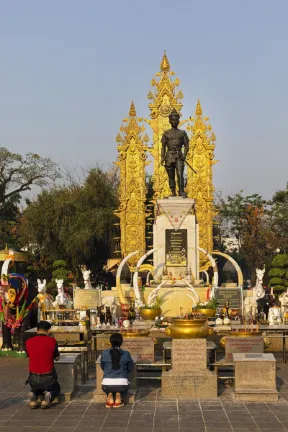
161, 109, 189, 196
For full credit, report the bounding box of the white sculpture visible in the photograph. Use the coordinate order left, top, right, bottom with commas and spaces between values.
244, 266, 265, 318
81, 265, 92, 289
53, 279, 73, 309
279, 289, 288, 320
268, 305, 282, 325
37, 279, 54, 320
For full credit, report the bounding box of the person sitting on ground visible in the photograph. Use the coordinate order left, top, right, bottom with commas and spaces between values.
26, 320, 60, 409
101, 333, 133, 408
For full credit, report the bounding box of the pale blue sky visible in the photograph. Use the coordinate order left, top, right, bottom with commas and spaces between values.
1, 0, 287, 199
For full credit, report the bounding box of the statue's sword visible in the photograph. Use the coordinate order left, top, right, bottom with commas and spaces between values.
184, 160, 198, 174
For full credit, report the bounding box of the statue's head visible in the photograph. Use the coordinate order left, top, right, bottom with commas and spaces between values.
37, 279, 46, 293
169, 109, 180, 128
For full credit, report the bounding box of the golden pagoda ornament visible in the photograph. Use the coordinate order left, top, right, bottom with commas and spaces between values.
114, 102, 150, 269
146, 51, 184, 199
186, 100, 218, 266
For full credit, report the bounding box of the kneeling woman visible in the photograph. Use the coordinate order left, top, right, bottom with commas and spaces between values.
101, 333, 133, 408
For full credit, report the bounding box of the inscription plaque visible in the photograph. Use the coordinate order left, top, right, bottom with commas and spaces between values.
172, 339, 207, 371
165, 229, 187, 267
122, 337, 154, 362
214, 288, 242, 309
225, 336, 264, 361
73, 289, 101, 309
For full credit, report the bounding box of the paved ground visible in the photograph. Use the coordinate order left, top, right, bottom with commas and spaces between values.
1, 356, 288, 432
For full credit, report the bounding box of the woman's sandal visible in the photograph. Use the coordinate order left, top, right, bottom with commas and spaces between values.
106, 401, 114, 408
113, 402, 124, 408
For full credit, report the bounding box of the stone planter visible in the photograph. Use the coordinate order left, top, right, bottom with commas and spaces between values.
139, 308, 161, 321
165, 319, 214, 339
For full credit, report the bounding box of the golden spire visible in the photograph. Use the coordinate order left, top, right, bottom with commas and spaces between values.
129, 100, 136, 117
196, 99, 203, 117
186, 100, 216, 260
114, 102, 150, 269
147, 52, 184, 199
160, 50, 170, 72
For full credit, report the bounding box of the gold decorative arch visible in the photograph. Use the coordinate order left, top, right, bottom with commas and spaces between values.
212, 251, 243, 287
139, 264, 154, 273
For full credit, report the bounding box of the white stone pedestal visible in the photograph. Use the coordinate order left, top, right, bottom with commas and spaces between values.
153, 198, 199, 283
233, 353, 278, 402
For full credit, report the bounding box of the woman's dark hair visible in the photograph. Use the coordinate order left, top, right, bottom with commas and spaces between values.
37, 321, 51, 331
109, 333, 123, 370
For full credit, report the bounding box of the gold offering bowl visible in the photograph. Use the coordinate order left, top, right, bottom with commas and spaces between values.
165, 319, 214, 339
121, 330, 151, 338
220, 331, 271, 349
194, 309, 216, 319
139, 308, 161, 321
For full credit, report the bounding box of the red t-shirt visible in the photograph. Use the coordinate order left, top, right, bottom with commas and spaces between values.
26, 335, 60, 374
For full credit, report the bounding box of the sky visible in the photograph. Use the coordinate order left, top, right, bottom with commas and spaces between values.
1, 0, 288, 200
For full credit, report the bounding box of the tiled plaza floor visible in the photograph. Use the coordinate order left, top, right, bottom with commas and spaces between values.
1, 356, 288, 432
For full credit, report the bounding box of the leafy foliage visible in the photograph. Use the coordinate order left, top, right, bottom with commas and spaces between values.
269, 277, 284, 287
273, 285, 285, 294
268, 268, 286, 278
215, 191, 277, 281
0, 147, 60, 204
19, 167, 119, 277
271, 254, 288, 268
193, 298, 218, 309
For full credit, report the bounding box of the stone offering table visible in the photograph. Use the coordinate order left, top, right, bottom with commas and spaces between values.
225, 336, 264, 361
94, 334, 155, 362
161, 339, 217, 398
233, 353, 278, 402
54, 353, 79, 401
94, 354, 138, 403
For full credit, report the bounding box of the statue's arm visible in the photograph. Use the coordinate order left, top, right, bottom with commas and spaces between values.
182, 131, 189, 160
161, 133, 167, 164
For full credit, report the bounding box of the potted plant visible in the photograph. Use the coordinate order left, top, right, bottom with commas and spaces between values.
139, 296, 163, 321
192, 298, 218, 318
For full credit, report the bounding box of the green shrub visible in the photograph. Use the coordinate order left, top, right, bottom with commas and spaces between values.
271, 254, 288, 268
269, 277, 284, 287
286, 270, 288, 279
272, 285, 286, 294
268, 268, 286, 278
284, 279, 288, 288
52, 260, 68, 269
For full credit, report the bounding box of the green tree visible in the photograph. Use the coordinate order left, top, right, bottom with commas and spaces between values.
20, 167, 119, 278
216, 191, 277, 281
268, 184, 288, 252
0, 147, 60, 205
0, 193, 21, 249
268, 253, 288, 295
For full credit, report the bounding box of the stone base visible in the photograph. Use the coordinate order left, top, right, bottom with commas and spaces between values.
234, 389, 279, 402
93, 389, 137, 403
161, 370, 217, 398
54, 390, 77, 402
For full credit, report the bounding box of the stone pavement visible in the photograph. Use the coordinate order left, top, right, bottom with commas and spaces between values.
1, 356, 288, 432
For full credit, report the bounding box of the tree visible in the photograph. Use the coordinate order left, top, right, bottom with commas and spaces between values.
0, 193, 21, 249
215, 191, 278, 281
20, 166, 119, 279
268, 253, 288, 296
0, 147, 60, 205
269, 184, 288, 252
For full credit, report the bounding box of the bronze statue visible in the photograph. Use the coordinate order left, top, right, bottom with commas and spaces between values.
161, 109, 189, 196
